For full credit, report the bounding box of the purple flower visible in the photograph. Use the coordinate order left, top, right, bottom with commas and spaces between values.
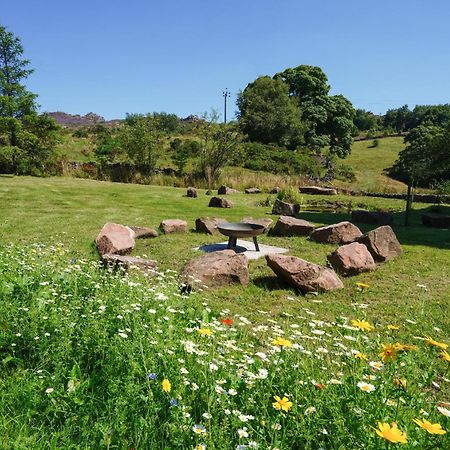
147, 373, 158, 380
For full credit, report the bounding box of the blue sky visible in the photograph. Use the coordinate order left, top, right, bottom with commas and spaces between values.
2, 0, 450, 119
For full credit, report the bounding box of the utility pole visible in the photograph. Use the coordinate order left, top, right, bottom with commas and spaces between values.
223, 88, 230, 124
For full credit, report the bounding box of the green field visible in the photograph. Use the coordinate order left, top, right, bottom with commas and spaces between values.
1, 176, 449, 448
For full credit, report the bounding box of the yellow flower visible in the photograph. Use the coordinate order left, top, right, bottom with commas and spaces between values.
351, 319, 374, 332
375, 422, 408, 444
379, 343, 399, 362
424, 336, 448, 350
413, 418, 447, 435
394, 343, 416, 351
394, 378, 407, 388
439, 350, 450, 362
272, 337, 292, 348
356, 282, 370, 289
162, 378, 171, 393
198, 328, 213, 336
354, 352, 368, 360
272, 395, 293, 412
387, 324, 400, 330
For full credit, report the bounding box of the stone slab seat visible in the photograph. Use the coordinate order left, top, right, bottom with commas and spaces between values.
128, 226, 158, 239
195, 217, 227, 234
160, 219, 188, 234
265, 254, 343, 294
271, 199, 300, 217
270, 216, 315, 236
180, 250, 249, 289
299, 186, 337, 195
96, 222, 135, 256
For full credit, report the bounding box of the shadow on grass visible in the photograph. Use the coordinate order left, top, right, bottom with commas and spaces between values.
252, 275, 296, 292
297, 205, 450, 250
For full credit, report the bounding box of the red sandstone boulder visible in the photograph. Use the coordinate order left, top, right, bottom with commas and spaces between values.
272, 199, 300, 217
96, 223, 135, 256
240, 217, 273, 232
195, 217, 227, 234
128, 226, 158, 239
218, 185, 240, 195
351, 210, 394, 226
310, 221, 362, 244
181, 250, 249, 289
209, 197, 233, 208
187, 187, 198, 198
245, 187, 261, 194
299, 186, 337, 195
160, 219, 188, 234
327, 242, 376, 276
102, 254, 157, 275
271, 216, 315, 236
358, 225, 402, 262
266, 254, 343, 293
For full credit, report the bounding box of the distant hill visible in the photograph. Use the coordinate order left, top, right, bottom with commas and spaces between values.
47, 111, 121, 127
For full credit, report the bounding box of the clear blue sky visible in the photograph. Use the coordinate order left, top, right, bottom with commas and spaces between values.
2, 0, 450, 119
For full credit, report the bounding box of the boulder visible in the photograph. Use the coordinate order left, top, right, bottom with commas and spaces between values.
187, 187, 198, 198
218, 185, 240, 195
209, 196, 233, 208
266, 254, 343, 293
160, 219, 188, 234
128, 226, 158, 239
270, 187, 281, 194
102, 254, 157, 275
181, 250, 249, 289
421, 213, 450, 228
271, 216, 315, 236
195, 217, 227, 234
310, 221, 363, 244
240, 217, 273, 232
245, 187, 261, 194
299, 186, 337, 195
327, 242, 376, 276
96, 223, 135, 256
272, 199, 300, 217
351, 209, 394, 226
357, 225, 402, 262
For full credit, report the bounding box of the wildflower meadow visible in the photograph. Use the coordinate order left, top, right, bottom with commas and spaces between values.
0, 243, 448, 449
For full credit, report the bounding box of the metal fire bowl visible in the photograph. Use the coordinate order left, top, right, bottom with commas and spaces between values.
217, 222, 265, 239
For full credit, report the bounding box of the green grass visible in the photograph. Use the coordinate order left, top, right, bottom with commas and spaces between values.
0, 175, 449, 448
340, 137, 406, 192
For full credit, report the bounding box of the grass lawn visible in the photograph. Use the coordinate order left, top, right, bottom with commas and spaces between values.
0, 175, 449, 449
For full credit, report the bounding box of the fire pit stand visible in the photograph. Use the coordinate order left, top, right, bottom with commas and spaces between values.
217, 222, 265, 252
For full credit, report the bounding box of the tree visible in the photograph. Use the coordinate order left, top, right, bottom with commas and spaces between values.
195, 112, 242, 189
236, 76, 304, 148
354, 109, 382, 132
383, 105, 415, 132
388, 123, 450, 187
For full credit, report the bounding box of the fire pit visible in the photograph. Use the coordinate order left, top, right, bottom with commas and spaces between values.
217, 222, 265, 251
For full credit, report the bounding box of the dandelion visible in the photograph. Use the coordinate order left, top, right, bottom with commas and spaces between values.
413, 418, 447, 435
351, 319, 374, 332
387, 324, 400, 330
272, 337, 292, 347
354, 352, 368, 360
357, 382, 375, 393
162, 378, 171, 393
439, 350, 450, 362
394, 378, 407, 389
198, 328, 213, 336
375, 422, 408, 444
424, 336, 448, 350
356, 282, 370, 289
379, 343, 399, 362
192, 424, 207, 434
272, 395, 293, 412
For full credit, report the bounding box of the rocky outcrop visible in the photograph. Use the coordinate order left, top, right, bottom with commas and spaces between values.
209, 197, 233, 208
270, 216, 315, 237
327, 242, 376, 276
272, 199, 300, 217
299, 186, 337, 195
195, 217, 227, 234
218, 185, 240, 195
181, 250, 249, 289
310, 221, 362, 244
358, 225, 402, 262
128, 226, 158, 239
240, 217, 273, 232
96, 223, 135, 256
102, 254, 157, 275
187, 187, 198, 198
160, 219, 188, 234
351, 210, 393, 226
266, 254, 343, 293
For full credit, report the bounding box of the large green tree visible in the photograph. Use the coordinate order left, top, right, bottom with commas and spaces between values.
0, 25, 59, 174
236, 76, 304, 148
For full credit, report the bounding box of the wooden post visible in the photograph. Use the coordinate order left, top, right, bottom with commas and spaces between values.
405, 184, 413, 226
